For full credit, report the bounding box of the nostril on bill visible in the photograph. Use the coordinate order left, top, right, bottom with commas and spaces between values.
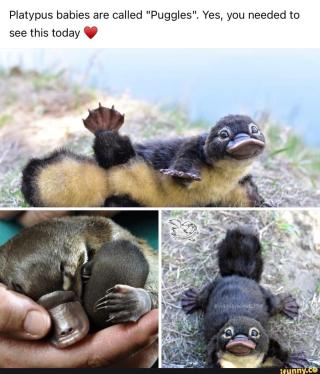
59, 327, 74, 336
38, 292, 90, 348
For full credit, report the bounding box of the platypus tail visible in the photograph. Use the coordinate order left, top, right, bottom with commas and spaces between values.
21, 149, 108, 207
218, 225, 263, 282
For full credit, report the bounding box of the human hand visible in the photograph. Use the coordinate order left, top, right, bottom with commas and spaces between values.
0, 285, 158, 368
0, 283, 51, 341
0, 210, 117, 227
0, 210, 69, 227
0, 212, 155, 367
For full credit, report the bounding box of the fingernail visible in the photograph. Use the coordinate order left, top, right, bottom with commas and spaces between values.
24, 310, 51, 337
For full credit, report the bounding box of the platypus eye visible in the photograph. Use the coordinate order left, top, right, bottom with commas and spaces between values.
219, 129, 230, 139
223, 326, 234, 339
249, 327, 260, 338
250, 124, 260, 134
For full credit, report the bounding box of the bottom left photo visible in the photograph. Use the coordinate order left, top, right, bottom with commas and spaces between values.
0, 210, 159, 368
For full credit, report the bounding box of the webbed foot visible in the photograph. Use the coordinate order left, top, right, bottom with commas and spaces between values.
83, 103, 125, 134
160, 169, 201, 181
94, 284, 152, 325
284, 352, 310, 368
279, 293, 299, 319
181, 288, 199, 314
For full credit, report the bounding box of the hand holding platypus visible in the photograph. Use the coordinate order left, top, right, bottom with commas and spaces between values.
0, 216, 158, 349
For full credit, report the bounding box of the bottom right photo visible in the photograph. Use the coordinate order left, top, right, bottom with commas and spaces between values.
161, 210, 320, 368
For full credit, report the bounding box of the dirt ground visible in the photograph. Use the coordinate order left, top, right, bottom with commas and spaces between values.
0, 70, 319, 207
0, 71, 189, 206
161, 210, 320, 368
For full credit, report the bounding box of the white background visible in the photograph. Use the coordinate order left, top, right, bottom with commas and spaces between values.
0, 0, 320, 48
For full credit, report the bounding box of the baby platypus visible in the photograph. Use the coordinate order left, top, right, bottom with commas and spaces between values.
182, 225, 310, 368
22, 104, 267, 207
0, 216, 158, 348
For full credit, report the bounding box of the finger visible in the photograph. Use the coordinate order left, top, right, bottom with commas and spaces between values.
18, 211, 70, 227
112, 340, 158, 368
0, 284, 51, 340
0, 309, 158, 368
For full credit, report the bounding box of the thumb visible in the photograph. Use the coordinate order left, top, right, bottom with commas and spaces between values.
0, 284, 51, 340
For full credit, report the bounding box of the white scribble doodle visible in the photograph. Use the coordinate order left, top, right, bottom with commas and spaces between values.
168, 219, 198, 242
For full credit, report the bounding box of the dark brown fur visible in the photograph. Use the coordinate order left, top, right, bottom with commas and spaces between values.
0, 216, 158, 347
21, 105, 268, 207
181, 225, 309, 368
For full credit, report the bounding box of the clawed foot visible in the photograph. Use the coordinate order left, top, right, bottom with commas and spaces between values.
181, 288, 199, 314
280, 293, 299, 319
94, 284, 152, 325
160, 169, 201, 181
83, 103, 125, 134
284, 352, 310, 368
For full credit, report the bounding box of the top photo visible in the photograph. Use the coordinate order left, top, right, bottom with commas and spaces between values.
0, 49, 319, 208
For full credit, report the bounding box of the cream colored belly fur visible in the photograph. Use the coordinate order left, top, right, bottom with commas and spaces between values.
107, 158, 252, 207
37, 156, 252, 207
219, 351, 265, 368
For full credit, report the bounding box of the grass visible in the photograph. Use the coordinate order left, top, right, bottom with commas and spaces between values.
0, 68, 319, 207
315, 280, 320, 295
32, 70, 66, 90
0, 114, 12, 128
0, 68, 96, 207
265, 121, 320, 184
161, 210, 320, 368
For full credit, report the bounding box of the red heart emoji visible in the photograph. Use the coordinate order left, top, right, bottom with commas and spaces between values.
84, 26, 98, 39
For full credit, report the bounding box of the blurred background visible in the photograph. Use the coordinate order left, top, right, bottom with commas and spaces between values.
0, 49, 319, 207
2, 49, 320, 145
